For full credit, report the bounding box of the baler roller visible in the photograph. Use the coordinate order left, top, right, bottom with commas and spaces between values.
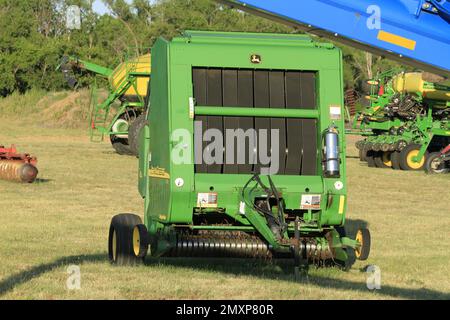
301, 241, 334, 262
167, 230, 334, 263
169, 231, 272, 259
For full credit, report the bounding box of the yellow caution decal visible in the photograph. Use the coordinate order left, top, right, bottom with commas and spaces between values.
338, 196, 346, 215
149, 167, 170, 180
377, 30, 416, 50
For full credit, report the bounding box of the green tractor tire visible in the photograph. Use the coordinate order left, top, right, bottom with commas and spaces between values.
355, 228, 371, 261
374, 152, 392, 169
366, 151, 377, 168
108, 214, 148, 266
399, 144, 428, 171
359, 149, 368, 162
391, 151, 402, 170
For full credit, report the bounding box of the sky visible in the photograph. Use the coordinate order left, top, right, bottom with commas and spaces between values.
92, 0, 157, 15
92, 0, 111, 15
93, 0, 142, 15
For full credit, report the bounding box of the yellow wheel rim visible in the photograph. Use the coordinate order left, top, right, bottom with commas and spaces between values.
112, 230, 117, 262
133, 226, 141, 257
406, 150, 425, 169
355, 230, 363, 259
382, 152, 393, 167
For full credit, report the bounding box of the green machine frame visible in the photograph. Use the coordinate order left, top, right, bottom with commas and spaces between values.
88, 63, 148, 142
109, 31, 370, 271
59, 55, 151, 155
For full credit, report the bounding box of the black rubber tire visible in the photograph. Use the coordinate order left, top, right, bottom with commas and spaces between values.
336, 226, 346, 238
108, 214, 146, 266
366, 151, 377, 168
134, 224, 150, 258
374, 152, 391, 169
111, 136, 134, 156
355, 228, 371, 261
359, 149, 368, 162
425, 152, 449, 174
110, 110, 139, 156
334, 227, 355, 271
391, 151, 402, 170
128, 113, 147, 157
399, 144, 427, 171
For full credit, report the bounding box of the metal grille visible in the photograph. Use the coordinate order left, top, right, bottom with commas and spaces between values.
193, 68, 318, 176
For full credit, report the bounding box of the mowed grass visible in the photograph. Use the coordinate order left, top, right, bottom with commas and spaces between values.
0, 119, 449, 300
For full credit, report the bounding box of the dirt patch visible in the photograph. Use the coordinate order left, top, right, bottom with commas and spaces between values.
37, 90, 91, 129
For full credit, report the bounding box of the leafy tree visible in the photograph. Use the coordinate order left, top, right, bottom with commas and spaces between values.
0, 0, 408, 97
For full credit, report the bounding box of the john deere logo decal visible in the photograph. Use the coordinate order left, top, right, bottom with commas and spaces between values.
251, 54, 262, 64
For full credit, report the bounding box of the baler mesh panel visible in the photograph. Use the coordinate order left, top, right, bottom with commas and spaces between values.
193, 68, 318, 176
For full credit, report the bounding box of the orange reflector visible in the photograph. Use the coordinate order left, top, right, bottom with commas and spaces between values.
377, 30, 416, 50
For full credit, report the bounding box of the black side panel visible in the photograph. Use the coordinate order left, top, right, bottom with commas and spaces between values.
222, 69, 239, 174
237, 70, 255, 174
285, 71, 303, 175
301, 120, 318, 175
269, 71, 287, 175
193, 69, 208, 174
205, 69, 224, 174
300, 72, 318, 175
254, 70, 271, 174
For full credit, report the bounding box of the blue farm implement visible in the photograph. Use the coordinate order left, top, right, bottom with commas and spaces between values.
218, 0, 450, 77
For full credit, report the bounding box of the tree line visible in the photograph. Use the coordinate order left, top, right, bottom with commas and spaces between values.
0, 0, 403, 97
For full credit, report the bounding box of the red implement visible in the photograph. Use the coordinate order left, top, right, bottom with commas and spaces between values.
0, 145, 39, 183
441, 144, 450, 155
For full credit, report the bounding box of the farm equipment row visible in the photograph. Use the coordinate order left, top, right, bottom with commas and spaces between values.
0, 145, 38, 183
58, 54, 151, 156
215, 1, 450, 178
352, 70, 450, 173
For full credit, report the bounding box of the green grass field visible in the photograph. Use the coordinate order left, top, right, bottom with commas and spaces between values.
0, 118, 449, 300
